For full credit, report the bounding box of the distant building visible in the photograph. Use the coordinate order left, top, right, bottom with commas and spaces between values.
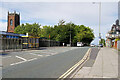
106, 19, 120, 49
7, 11, 20, 33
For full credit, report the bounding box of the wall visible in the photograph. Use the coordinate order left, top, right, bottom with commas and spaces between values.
106, 39, 112, 47
118, 40, 120, 50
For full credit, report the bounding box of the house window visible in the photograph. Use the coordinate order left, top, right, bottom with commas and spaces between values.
10, 19, 13, 26
113, 27, 116, 31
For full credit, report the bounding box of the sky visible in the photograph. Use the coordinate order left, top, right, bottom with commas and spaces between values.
0, 1, 118, 45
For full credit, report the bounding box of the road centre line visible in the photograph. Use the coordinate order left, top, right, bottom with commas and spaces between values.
16, 56, 27, 61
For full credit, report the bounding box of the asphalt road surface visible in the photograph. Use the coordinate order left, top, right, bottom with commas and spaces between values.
2, 47, 89, 78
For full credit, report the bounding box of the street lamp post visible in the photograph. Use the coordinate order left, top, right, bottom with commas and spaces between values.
93, 2, 101, 45
99, 2, 101, 45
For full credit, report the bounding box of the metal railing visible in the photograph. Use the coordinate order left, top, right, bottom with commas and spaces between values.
0, 38, 23, 52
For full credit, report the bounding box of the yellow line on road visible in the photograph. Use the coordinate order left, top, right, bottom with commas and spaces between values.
57, 48, 91, 80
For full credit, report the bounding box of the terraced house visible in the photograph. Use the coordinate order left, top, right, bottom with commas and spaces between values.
106, 19, 120, 50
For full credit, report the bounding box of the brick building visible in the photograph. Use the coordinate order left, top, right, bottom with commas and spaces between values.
106, 19, 120, 49
7, 11, 20, 33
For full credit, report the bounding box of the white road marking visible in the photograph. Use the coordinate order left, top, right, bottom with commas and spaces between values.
10, 61, 26, 65
29, 53, 37, 55
10, 58, 37, 66
50, 53, 57, 55
27, 58, 37, 61
2, 56, 11, 59
16, 56, 27, 61
37, 55, 43, 57
45, 55, 50, 57
29, 53, 43, 57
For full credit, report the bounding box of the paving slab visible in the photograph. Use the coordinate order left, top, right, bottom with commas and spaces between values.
73, 47, 118, 78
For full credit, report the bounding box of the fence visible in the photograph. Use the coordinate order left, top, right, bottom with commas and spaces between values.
39, 39, 60, 47
0, 38, 23, 52
0, 37, 62, 53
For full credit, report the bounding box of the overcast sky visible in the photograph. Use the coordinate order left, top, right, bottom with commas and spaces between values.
0, 1, 118, 45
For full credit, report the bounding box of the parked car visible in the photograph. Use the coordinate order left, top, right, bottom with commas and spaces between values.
90, 44, 95, 47
98, 44, 103, 47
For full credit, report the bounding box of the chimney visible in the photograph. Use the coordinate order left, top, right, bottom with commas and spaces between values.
116, 19, 119, 26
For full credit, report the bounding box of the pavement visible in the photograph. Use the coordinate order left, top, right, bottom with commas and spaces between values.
2, 47, 89, 78
73, 47, 118, 78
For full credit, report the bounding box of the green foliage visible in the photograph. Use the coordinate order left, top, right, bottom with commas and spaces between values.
74, 25, 94, 45
14, 20, 95, 45
40, 25, 54, 39
14, 23, 41, 37
99, 39, 106, 46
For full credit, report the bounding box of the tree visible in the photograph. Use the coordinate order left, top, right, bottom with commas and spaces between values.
58, 20, 65, 25
74, 25, 94, 45
14, 20, 95, 45
14, 23, 41, 37
14, 24, 25, 34
40, 25, 54, 39
99, 39, 106, 46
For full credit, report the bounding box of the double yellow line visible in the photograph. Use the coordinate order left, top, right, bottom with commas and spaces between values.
57, 48, 91, 80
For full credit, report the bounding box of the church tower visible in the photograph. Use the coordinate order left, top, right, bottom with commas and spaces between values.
7, 11, 20, 33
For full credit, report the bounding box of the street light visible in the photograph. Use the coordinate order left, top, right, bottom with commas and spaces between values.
93, 2, 101, 45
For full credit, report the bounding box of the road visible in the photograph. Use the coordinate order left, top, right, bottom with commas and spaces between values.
2, 47, 90, 78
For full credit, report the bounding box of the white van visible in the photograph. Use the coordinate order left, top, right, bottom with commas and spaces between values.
77, 42, 83, 47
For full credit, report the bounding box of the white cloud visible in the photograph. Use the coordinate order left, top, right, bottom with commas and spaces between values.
0, 22, 7, 31
2, 2, 117, 25
0, 6, 8, 20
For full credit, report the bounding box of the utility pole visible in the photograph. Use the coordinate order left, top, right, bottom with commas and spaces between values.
70, 23, 72, 47
99, 2, 101, 45
49, 34, 50, 47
